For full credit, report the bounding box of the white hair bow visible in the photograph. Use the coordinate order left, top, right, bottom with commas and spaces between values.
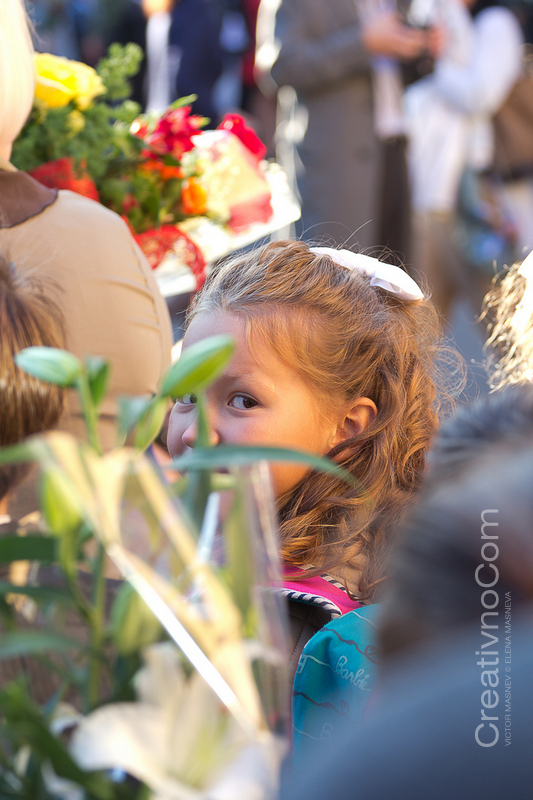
310, 247, 424, 302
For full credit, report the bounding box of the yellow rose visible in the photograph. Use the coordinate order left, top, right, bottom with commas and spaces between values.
34, 53, 106, 110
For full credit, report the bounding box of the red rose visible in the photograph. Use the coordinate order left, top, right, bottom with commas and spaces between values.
217, 113, 267, 162
29, 157, 100, 202
122, 193, 139, 213
133, 106, 205, 160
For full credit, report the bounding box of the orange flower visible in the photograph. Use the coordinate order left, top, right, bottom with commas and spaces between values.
139, 159, 165, 175
181, 177, 207, 215
160, 165, 184, 181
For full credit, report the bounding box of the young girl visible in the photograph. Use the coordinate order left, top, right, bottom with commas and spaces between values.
167, 239, 456, 666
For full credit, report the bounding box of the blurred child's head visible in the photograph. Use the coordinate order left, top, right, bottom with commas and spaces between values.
0, 0, 35, 159
0, 253, 65, 500
168, 239, 458, 598
427, 383, 533, 482
484, 252, 533, 391
379, 384, 533, 664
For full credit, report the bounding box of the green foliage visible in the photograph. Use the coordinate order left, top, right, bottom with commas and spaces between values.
11, 44, 142, 179
96, 43, 144, 103
172, 444, 357, 486
111, 583, 163, 656
86, 357, 111, 410
159, 335, 236, 398
0, 536, 56, 566
0, 683, 114, 800
11, 42, 213, 241
14, 347, 81, 387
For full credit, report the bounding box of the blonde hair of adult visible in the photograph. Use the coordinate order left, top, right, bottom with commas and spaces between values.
0, 0, 35, 160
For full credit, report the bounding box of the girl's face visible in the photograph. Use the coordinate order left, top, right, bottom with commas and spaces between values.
167, 311, 350, 497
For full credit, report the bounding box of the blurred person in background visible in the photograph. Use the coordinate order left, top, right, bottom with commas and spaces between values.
110, 0, 224, 119
405, 0, 524, 323
235, 1, 275, 155
169, 0, 224, 120
31, 0, 104, 65
261, 0, 443, 259
107, 0, 150, 106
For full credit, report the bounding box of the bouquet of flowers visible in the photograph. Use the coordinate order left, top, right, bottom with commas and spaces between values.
12, 45, 273, 286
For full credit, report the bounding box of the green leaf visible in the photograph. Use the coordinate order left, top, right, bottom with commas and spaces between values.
0, 440, 41, 466
118, 395, 153, 439
159, 335, 235, 398
0, 536, 56, 566
111, 583, 163, 655
85, 356, 110, 408
0, 683, 114, 799
0, 582, 74, 604
97, 42, 143, 103
14, 347, 82, 387
171, 94, 198, 108
133, 396, 169, 451
40, 468, 85, 537
170, 445, 358, 487
224, 491, 253, 622
0, 595, 15, 629
0, 631, 84, 660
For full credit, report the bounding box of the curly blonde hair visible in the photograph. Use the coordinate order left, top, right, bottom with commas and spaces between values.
483, 262, 533, 392
188, 240, 460, 600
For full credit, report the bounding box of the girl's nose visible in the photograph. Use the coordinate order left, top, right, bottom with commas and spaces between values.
181, 418, 220, 448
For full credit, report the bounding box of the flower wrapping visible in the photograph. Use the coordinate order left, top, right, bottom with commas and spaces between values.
134, 226, 206, 289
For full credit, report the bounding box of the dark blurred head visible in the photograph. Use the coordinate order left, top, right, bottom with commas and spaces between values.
0, 253, 65, 499
427, 384, 533, 481
379, 386, 533, 664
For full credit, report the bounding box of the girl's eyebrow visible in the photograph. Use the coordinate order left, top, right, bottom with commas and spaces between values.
217, 370, 276, 393
218, 370, 253, 382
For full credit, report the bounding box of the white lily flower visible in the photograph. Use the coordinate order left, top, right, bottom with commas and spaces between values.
70, 643, 284, 800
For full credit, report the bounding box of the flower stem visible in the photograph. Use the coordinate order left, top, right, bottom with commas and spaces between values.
87, 542, 106, 710
76, 373, 102, 455
183, 391, 212, 534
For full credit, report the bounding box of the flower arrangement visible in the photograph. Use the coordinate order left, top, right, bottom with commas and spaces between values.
12, 45, 142, 184
12, 45, 272, 283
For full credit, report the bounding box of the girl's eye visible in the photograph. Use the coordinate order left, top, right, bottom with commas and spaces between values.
229, 394, 258, 410
178, 393, 197, 406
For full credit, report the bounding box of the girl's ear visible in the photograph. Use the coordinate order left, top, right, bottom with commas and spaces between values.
331, 397, 377, 447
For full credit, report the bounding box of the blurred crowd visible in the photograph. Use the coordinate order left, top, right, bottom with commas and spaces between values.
28, 0, 277, 153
